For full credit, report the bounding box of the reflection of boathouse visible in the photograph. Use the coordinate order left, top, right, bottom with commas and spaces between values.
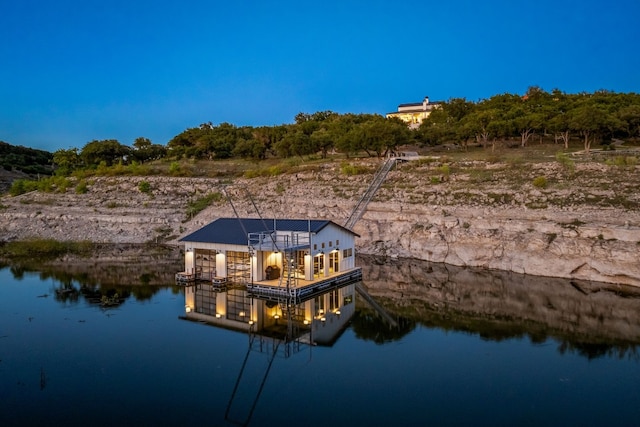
177, 218, 362, 300
183, 281, 356, 346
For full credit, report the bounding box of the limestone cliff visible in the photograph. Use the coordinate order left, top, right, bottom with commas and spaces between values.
1, 157, 638, 286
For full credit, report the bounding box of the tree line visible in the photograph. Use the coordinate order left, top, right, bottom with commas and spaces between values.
0, 141, 53, 175
419, 87, 640, 152
49, 87, 640, 174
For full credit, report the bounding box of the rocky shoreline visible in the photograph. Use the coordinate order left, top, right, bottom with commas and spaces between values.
1, 157, 639, 286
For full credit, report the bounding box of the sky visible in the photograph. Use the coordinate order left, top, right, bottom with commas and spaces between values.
1, 0, 639, 152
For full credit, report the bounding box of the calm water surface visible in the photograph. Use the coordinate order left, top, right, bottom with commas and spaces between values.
1, 257, 639, 427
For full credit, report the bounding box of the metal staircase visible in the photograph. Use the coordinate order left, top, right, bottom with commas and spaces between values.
343, 157, 397, 230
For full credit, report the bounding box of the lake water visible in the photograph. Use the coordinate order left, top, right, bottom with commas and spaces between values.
1, 255, 640, 426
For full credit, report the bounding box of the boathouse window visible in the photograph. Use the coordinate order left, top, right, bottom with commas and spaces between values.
195, 249, 217, 280
296, 251, 306, 274
194, 284, 217, 316
336, 239, 339, 246
321, 242, 325, 249
343, 294, 353, 306
343, 248, 353, 258
227, 251, 250, 283
329, 289, 339, 311
314, 244, 317, 250
315, 295, 325, 316
329, 251, 339, 274
227, 289, 251, 323
329, 241, 332, 247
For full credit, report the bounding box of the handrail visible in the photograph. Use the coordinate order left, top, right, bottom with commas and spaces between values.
344, 157, 396, 230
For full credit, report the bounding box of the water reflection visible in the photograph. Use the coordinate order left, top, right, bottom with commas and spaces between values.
0, 245, 183, 308
3, 249, 640, 360
181, 281, 357, 425
358, 254, 640, 359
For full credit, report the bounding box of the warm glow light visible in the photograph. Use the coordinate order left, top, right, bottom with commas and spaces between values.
249, 320, 254, 325
318, 309, 324, 315
335, 310, 341, 315
185, 306, 192, 313
239, 311, 246, 317
215, 313, 221, 318
274, 314, 280, 319
320, 317, 326, 322
303, 320, 310, 325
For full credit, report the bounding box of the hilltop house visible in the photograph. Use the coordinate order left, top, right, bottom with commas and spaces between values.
178, 218, 360, 291
386, 96, 442, 128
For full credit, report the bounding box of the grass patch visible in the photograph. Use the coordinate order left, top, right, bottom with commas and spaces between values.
555, 152, 576, 174
186, 192, 223, 219
0, 239, 94, 259
340, 162, 370, 176
532, 176, 547, 188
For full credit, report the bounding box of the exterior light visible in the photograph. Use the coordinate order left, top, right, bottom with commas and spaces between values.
274, 314, 280, 319
215, 313, 221, 318
335, 310, 341, 315
185, 305, 192, 313
249, 320, 254, 325
303, 320, 310, 325
318, 309, 324, 315
239, 311, 246, 317
320, 317, 326, 322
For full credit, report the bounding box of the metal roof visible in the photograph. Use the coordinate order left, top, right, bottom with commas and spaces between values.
179, 218, 359, 245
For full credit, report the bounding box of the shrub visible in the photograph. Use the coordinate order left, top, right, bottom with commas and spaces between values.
340, 162, 368, 176
169, 162, 181, 175
138, 180, 151, 193
75, 180, 88, 194
607, 156, 638, 167
532, 176, 547, 188
186, 192, 223, 219
9, 179, 38, 196
555, 152, 575, 173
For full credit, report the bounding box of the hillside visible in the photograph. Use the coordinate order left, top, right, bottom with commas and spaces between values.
0, 141, 54, 192
1, 147, 639, 286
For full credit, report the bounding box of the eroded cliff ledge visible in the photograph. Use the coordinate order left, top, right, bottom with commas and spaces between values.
1, 157, 638, 285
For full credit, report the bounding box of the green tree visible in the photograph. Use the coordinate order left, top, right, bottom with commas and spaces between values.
131, 137, 166, 163
52, 148, 81, 176
570, 101, 622, 153
80, 139, 131, 167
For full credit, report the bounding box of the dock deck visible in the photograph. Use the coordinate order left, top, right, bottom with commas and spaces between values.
247, 268, 362, 302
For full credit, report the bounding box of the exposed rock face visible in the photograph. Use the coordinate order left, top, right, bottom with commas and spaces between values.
1, 158, 639, 286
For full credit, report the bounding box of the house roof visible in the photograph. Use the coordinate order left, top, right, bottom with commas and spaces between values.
179, 218, 359, 245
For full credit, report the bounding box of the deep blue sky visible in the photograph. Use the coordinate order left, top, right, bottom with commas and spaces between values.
2, 0, 639, 152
